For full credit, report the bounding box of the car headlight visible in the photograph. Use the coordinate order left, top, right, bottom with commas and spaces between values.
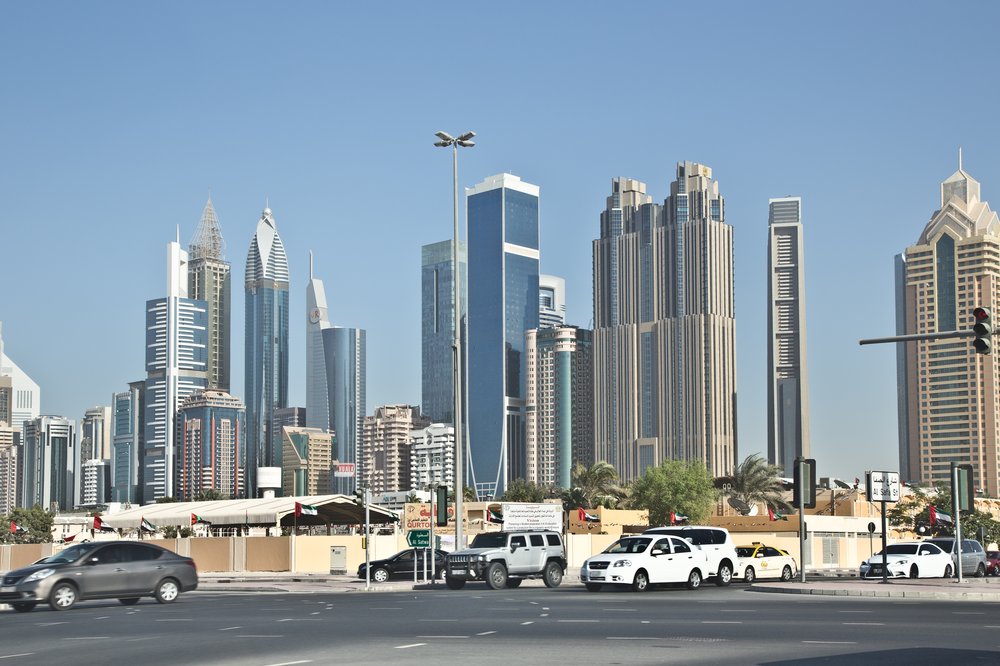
24, 568, 56, 583
613, 559, 631, 568
477, 554, 488, 561
894, 560, 909, 566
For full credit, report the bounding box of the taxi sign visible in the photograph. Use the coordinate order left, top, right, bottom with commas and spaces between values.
866, 471, 900, 503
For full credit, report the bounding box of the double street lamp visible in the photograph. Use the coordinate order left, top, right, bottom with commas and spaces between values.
434, 130, 474, 550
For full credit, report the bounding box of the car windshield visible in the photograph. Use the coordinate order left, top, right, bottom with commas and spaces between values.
42, 544, 98, 564
736, 547, 757, 557
875, 544, 919, 556
604, 537, 651, 554
470, 533, 507, 549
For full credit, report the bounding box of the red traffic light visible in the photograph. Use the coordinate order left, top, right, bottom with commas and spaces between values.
974, 307, 991, 322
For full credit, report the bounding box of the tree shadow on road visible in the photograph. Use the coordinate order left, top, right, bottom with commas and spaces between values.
762, 647, 999, 665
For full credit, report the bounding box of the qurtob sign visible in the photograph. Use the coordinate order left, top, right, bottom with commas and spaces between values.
500, 503, 563, 532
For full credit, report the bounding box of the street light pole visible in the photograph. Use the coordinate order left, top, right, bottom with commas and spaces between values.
434, 130, 475, 551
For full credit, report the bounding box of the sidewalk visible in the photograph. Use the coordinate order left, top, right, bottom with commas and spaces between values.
750, 576, 1000, 600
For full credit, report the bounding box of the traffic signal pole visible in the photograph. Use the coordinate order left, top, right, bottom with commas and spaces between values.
859, 329, 977, 345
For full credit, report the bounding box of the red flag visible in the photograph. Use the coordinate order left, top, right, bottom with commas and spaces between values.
669, 512, 676, 525
768, 507, 776, 521
929, 504, 937, 526
93, 515, 103, 530
9, 521, 15, 534
63, 534, 76, 543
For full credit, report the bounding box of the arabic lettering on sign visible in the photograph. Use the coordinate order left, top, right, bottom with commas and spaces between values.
500, 503, 563, 532
403, 503, 460, 531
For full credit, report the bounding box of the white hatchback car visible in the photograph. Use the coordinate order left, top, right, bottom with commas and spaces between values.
580, 534, 710, 592
859, 541, 953, 579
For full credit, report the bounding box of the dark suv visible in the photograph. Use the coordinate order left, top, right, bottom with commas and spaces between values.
924, 537, 988, 577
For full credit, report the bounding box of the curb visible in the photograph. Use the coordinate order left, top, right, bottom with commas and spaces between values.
749, 583, 1000, 600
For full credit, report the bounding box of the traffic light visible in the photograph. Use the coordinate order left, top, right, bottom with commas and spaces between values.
793, 458, 817, 509
353, 489, 365, 507
973, 307, 992, 355
955, 463, 975, 513
435, 485, 448, 527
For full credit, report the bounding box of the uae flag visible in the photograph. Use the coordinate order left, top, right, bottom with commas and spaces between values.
768, 507, 788, 521
669, 512, 690, 525
295, 502, 318, 517
10, 521, 27, 534
578, 508, 600, 523
140, 517, 157, 533
63, 533, 77, 543
93, 515, 115, 532
486, 508, 503, 523
929, 504, 952, 526
191, 513, 211, 526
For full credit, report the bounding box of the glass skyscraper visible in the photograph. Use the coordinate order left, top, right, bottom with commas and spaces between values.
112, 380, 144, 503
21, 416, 75, 511
323, 326, 365, 494
245, 207, 290, 497
466, 173, 539, 499
188, 197, 232, 392
176, 389, 246, 500
421, 239, 466, 424
306, 252, 332, 431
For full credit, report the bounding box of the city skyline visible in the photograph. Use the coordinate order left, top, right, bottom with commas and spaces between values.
5, 3, 1000, 483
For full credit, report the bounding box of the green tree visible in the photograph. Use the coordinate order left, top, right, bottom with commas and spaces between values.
1, 506, 55, 544
405, 492, 421, 504
192, 489, 229, 501
562, 461, 626, 510
628, 460, 717, 526
719, 453, 791, 513
160, 525, 193, 539
888, 484, 1000, 543
501, 478, 546, 503
155, 496, 179, 503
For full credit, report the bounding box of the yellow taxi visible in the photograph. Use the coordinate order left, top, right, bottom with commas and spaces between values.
735, 542, 797, 583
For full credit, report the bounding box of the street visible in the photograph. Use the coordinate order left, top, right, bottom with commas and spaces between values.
1, 584, 998, 665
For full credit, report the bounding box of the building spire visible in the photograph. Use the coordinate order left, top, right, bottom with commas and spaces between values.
959, 146, 963, 172
309, 250, 314, 279
190, 197, 225, 260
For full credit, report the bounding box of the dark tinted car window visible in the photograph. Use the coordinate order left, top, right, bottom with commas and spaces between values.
511, 536, 527, 548
95, 544, 130, 563
530, 535, 544, 547
397, 550, 415, 561
763, 547, 782, 557
673, 538, 691, 554
546, 534, 561, 546
127, 545, 163, 561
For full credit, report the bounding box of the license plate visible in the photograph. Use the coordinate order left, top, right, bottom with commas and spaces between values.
451, 570, 466, 576
590, 575, 604, 580
869, 566, 882, 574
0, 586, 13, 593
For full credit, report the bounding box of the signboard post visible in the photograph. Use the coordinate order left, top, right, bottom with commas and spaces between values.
866, 471, 901, 585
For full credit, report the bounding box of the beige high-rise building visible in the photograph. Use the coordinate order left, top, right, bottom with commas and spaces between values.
282, 427, 333, 497
360, 405, 429, 494
593, 164, 737, 482
189, 198, 232, 392
898, 157, 1000, 495
0, 421, 17, 514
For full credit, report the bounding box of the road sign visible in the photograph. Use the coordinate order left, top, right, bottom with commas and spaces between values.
866, 471, 901, 503
407, 529, 430, 548
867, 522, 876, 534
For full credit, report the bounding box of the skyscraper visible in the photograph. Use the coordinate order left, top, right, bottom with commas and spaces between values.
21, 415, 75, 511
538, 274, 566, 329
189, 197, 232, 392
421, 240, 466, 424
0, 322, 40, 433
360, 405, 429, 494
176, 389, 245, 500
466, 173, 540, 498
410, 423, 455, 491
767, 197, 811, 476
525, 326, 593, 488
111, 381, 144, 504
323, 326, 365, 493
897, 157, 1000, 494
0, 421, 17, 514
79, 405, 111, 506
593, 164, 737, 482
306, 253, 332, 431
143, 240, 209, 501
245, 206, 290, 496
282, 426, 333, 496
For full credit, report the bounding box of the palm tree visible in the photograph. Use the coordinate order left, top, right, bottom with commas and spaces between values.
720, 454, 792, 513
562, 461, 627, 510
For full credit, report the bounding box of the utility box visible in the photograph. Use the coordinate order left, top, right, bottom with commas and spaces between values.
330, 546, 347, 574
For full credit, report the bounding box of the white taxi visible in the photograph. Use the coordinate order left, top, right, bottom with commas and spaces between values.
735, 543, 797, 583
580, 534, 709, 592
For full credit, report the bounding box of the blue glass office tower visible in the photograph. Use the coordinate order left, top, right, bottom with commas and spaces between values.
322, 326, 365, 494
112, 380, 144, 503
421, 240, 466, 424
466, 173, 539, 499
245, 207, 290, 497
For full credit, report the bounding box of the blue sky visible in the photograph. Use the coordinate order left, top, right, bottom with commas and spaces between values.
3, 2, 999, 481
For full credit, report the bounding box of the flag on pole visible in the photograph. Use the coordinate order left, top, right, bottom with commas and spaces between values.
295, 502, 318, 517
93, 515, 115, 532
10, 521, 26, 534
929, 505, 952, 526
140, 517, 157, 533
191, 513, 211, 526
63, 533, 77, 543
486, 508, 504, 523
578, 508, 600, 522
768, 507, 788, 521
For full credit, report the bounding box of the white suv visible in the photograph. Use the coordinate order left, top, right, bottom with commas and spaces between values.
643, 526, 737, 586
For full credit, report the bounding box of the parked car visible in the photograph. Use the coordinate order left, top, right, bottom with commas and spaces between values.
986, 551, 1000, 576
580, 534, 709, 592
924, 537, 988, 577
357, 548, 448, 583
643, 526, 737, 586
0, 541, 198, 612
445, 530, 565, 590
735, 543, 797, 583
859, 541, 952, 579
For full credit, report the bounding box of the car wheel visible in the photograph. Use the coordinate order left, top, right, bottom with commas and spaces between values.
687, 569, 703, 590
445, 576, 466, 590
49, 582, 78, 611
543, 561, 563, 588
631, 570, 649, 592
155, 578, 180, 604
372, 567, 390, 583
909, 564, 919, 579
715, 562, 733, 587
780, 565, 793, 582
944, 564, 953, 578
486, 562, 508, 590
11, 602, 36, 613
976, 563, 987, 578
585, 583, 602, 592
118, 598, 141, 606
744, 567, 756, 584
993, 564, 1000, 576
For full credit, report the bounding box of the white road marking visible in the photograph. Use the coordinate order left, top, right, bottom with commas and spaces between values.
63, 637, 110, 640
602, 608, 637, 612
702, 621, 742, 624
476, 631, 496, 636
607, 637, 657, 640
540, 613, 549, 617
237, 635, 284, 638
542, 607, 549, 610
530, 601, 539, 605
641, 621, 650, 624
803, 641, 857, 645
415, 635, 467, 639
310, 612, 320, 615
125, 638, 156, 643
36, 622, 68, 626
96, 616, 109, 620
218, 627, 241, 631
842, 622, 885, 626
521, 621, 534, 626
395, 644, 426, 649
419, 618, 457, 622
0, 655, 33, 660
262, 661, 312, 666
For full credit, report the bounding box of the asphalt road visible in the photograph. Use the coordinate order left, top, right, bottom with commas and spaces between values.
2, 583, 999, 665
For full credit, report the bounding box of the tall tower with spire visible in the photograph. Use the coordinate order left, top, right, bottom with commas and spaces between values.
189, 197, 231, 391
245, 206, 290, 497
897, 153, 1000, 495
306, 252, 332, 431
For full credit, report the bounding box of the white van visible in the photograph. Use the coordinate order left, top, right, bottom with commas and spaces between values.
643, 526, 737, 586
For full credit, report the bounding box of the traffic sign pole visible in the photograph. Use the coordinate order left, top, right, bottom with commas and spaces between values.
798, 458, 806, 584
880, 499, 888, 584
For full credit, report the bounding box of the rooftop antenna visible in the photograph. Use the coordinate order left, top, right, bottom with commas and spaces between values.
176, 225, 180, 244
959, 146, 963, 171
309, 250, 314, 280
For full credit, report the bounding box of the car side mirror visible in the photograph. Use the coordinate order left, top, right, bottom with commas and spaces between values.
86, 557, 100, 566
510, 543, 518, 552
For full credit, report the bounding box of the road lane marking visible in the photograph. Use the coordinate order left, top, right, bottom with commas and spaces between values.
803, 641, 857, 645
540, 613, 549, 617
218, 627, 241, 631
395, 644, 426, 649
263, 661, 312, 666
702, 621, 742, 624
557, 620, 599, 623
278, 618, 321, 622
954, 612, 985, 615
842, 622, 885, 626
608, 637, 656, 640
603, 608, 637, 612
476, 631, 496, 636
530, 601, 539, 605
64, 637, 110, 640
521, 621, 534, 626
415, 636, 467, 639
36, 623, 68, 626
419, 619, 457, 622
237, 635, 284, 638
125, 638, 155, 643
0, 655, 33, 660
371, 608, 402, 610
155, 619, 192, 622
96, 616, 109, 620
